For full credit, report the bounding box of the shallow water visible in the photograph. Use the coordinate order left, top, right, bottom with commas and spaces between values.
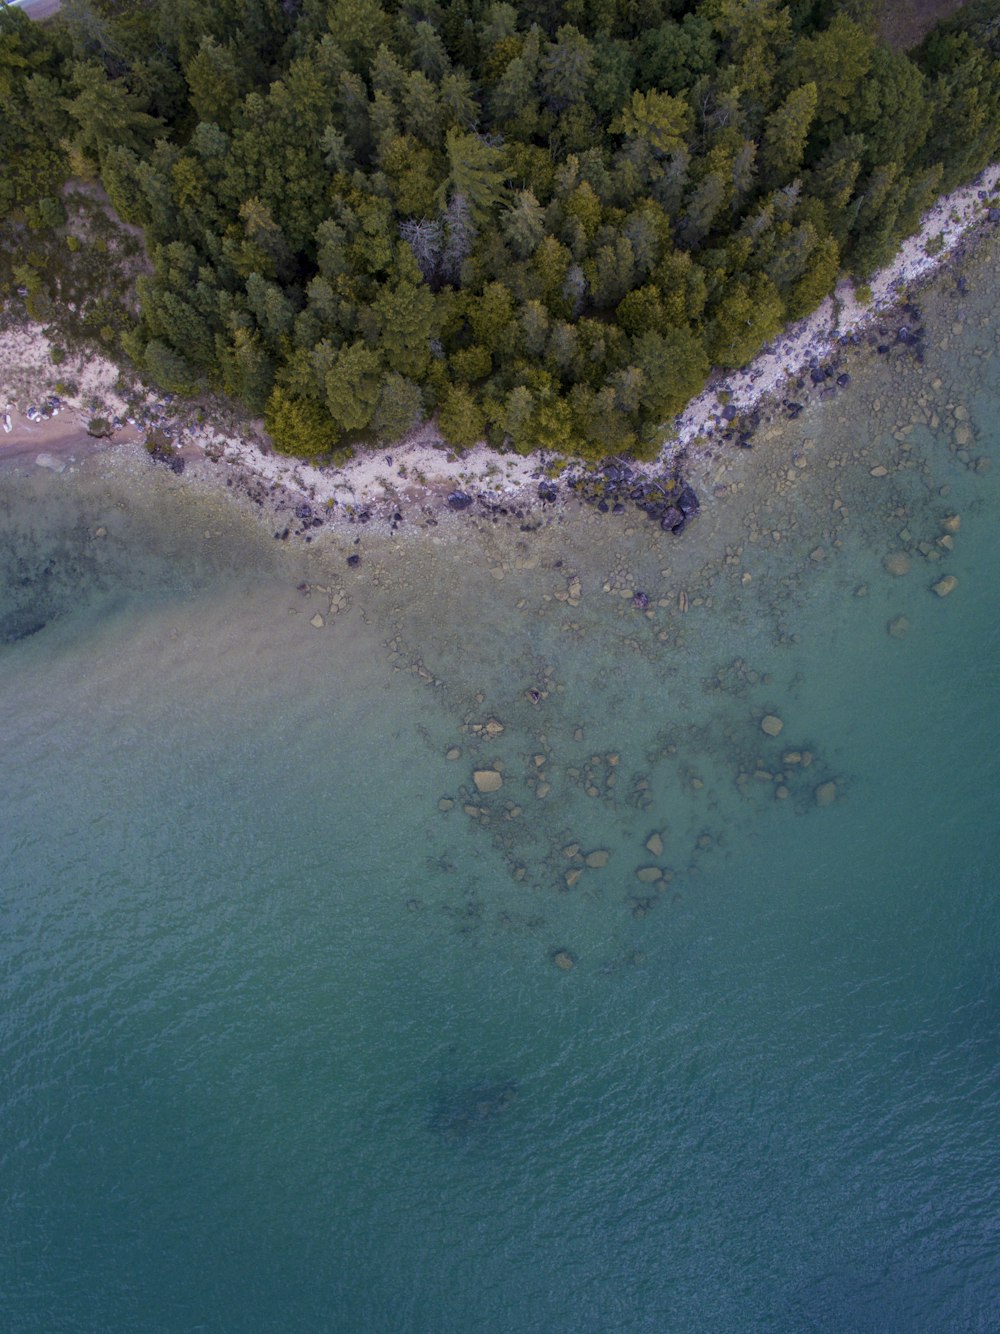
3, 240, 1000, 1333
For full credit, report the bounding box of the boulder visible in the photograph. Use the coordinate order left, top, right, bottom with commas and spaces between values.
761, 714, 784, 737
552, 950, 576, 971
473, 769, 503, 793
815, 781, 837, 807
585, 849, 610, 868
447, 490, 473, 510
645, 832, 664, 857
884, 552, 911, 577
636, 866, 663, 884
933, 575, 958, 597
888, 616, 910, 639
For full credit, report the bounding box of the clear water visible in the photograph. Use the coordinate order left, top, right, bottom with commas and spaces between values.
3, 241, 1000, 1333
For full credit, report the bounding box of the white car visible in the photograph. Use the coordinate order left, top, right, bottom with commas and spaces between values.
2, 413, 11, 433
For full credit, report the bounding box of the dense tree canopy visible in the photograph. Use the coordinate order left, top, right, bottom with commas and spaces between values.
2, 0, 999, 458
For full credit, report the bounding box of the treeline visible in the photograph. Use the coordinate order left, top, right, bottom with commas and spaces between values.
1, 0, 999, 459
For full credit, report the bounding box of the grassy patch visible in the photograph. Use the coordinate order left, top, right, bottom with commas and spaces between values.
875, 0, 970, 52
0, 183, 149, 360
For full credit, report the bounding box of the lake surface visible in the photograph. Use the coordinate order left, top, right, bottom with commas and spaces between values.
3, 239, 1000, 1333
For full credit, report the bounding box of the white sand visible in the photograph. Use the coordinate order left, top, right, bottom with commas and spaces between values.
2, 162, 997, 511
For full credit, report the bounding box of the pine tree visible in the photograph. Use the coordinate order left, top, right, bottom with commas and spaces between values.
325, 340, 382, 432
759, 83, 817, 191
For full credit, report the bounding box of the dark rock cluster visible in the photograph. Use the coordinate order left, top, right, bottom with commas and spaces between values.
566, 459, 701, 534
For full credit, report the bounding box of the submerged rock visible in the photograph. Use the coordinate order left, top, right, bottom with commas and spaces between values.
429, 1081, 518, 1141
932, 575, 958, 597
760, 714, 784, 737
473, 769, 503, 793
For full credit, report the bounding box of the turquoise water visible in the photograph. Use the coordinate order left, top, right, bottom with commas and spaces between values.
3, 242, 1000, 1332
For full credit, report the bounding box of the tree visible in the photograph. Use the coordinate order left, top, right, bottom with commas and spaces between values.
371, 277, 436, 378
63, 60, 164, 166
185, 36, 243, 129
372, 371, 423, 441
706, 274, 784, 368
265, 385, 342, 455
325, 340, 381, 432
612, 89, 691, 158
437, 128, 507, 220
501, 190, 546, 258
759, 83, 817, 191
541, 25, 593, 111
438, 384, 484, 446
143, 338, 201, 394
784, 14, 874, 124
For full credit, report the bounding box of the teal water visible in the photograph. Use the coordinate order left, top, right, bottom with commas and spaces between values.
3, 243, 1000, 1333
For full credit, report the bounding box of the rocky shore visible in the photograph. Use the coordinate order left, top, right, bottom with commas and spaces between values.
2, 164, 997, 550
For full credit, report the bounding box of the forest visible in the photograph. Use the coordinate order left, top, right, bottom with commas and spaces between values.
1, 0, 999, 459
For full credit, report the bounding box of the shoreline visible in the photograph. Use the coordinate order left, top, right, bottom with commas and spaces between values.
1, 162, 997, 538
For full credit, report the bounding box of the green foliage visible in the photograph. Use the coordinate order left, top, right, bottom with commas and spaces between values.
2, 0, 995, 459
324, 340, 381, 433
265, 385, 342, 456
438, 384, 484, 447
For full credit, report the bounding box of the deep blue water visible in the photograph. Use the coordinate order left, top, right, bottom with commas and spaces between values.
2, 241, 1000, 1332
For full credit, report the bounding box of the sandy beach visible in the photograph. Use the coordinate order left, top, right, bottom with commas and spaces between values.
2, 161, 998, 524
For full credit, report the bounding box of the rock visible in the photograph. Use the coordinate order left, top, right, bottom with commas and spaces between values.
473, 769, 503, 793
888, 616, 911, 639
870, 465, 889, 477
483, 719, 504, 737
552, 950, 576, 971
447, 490, 473, 510
310, 613, 325, 628
94, 526, 107, 538
815, 781, 838, 807
636, 866, 663, 884
536, 782, 551, 798
775, 785, 790, 800
760, 714, 784, 737
563, 843, 581, 859
941, 514, 961, 534
631, 591, 649, 610
932, 575, 958, 597
346, 553, 360, 567
564, 868, 582, 889
783, 752, 802, 765
585, 849, 610, 868
438, 798, 454, 811
884, 552, 911, 577
645, 832, 664, 857
445, 746, 461, 760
